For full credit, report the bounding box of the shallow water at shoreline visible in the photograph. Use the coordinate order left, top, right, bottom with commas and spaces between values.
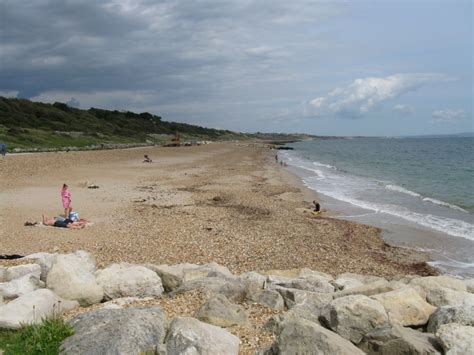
281, 138, 474, 278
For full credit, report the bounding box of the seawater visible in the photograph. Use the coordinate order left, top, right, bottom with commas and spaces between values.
280, 137, 474, 277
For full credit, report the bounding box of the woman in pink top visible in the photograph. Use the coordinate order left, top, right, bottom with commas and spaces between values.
61, 183, 72, 219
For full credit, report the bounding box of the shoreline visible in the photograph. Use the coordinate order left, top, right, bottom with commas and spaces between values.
0, 142, 436, 277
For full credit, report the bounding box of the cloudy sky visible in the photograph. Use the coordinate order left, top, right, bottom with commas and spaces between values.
0, 0, 472, 135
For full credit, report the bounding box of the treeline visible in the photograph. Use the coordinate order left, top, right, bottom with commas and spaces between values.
0, 97, 238, 140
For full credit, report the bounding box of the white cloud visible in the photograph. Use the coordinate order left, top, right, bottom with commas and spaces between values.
305, 73, 451, 118
392, 104, 414, 115
0, 90, 19, 98
431, 109, 466, 123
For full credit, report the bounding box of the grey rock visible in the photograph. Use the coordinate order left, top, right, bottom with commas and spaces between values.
46, 251, 104, 306
267, 275, 334, 293
333, 273, 385, 291
239, 271, 266, 301
166, 317, 240, 355
359, 324, 442, 354
196, 294, 248, 327
409, 276, 467, 299
266, 318, 364, 355
95, 263, 164, 300
24, 252, 59, 281
60, 306, 167, 355
427, 304, 474, 333
0, 289, 78, 329
427, 287, 474, 308
146, 262, 234, 292
273, 286, 332, 309
262, 268, 333, 282
254, 289, 285, 310
333, 280, 402, 298
174, 276, 246, 302
4, 264, 42, 282
0, 274, 44, 300
436, 323, 474, 355
320, 295, 390, 344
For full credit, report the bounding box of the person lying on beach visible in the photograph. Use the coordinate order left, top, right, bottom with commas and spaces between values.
41, 214, 87, 229
143, 154, 153, 163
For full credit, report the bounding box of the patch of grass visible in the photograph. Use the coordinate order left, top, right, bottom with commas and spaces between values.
0, 317, 74, 355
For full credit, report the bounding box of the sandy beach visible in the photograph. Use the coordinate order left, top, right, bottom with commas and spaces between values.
0, 143, 436, 277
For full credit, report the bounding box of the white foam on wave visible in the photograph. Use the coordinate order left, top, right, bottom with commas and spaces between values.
385, 184, 467, 212
313, 161, 336, 169
309, 186, 474, 241
422, 197, 468, 213
385, 184, 422, 198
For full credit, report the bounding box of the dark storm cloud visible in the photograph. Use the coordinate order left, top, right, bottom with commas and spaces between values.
1, 0, 343, 127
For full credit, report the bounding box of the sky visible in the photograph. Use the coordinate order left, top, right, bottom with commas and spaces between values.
0, 0, 472, 136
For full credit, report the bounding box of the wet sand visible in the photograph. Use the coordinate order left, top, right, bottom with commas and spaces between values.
0, 143, 436, 277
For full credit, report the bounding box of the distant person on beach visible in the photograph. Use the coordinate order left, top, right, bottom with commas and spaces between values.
275, 154, 278, 163
143, 154, 152, 163
42, 215, 87, 229
0, 143, 6, 157
61, 184, 72, 219
312, 200, 321, 214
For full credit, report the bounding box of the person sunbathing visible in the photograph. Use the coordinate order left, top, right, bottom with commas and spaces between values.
41, 214, 87, 229
143, 154, 152, 163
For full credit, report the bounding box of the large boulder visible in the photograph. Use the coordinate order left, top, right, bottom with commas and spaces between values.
267, 275, 334, 293
320, 295, 390, 344
427, 304, 474, 333
196, 294, 248, 327
333, 280, 403, 298
0, 289, 78, 329
436, 323, 474, 355
165, 317, 240, 355
253, 289, 285, 310
409, 276, 467, 298
239, 271, 266, 301
0, 274, 44, 300
266, 318, 364, 354
263, 268, 333, 281
146, 262, 233, 292
95, 263, 164, 300
60, 307, 167, 355
359, 324, 442, 354
333, 273, 385, 291
4, 264, 42, 281
274, 286, 332, 309
173, 276, 246, 302
371, 288, 437, 326
426, 287, 474, 307
24, 252, 58, 281
46, 251, 104, 306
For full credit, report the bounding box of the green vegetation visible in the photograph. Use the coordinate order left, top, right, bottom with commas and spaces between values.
0, 97, 251, 151
0, 317, 74, 355
0, 96, 315, 151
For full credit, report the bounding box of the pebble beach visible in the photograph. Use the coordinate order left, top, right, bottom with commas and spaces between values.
0, 142, 435, 277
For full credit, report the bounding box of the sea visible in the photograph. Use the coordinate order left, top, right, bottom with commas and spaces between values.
279, 137, 474, 277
